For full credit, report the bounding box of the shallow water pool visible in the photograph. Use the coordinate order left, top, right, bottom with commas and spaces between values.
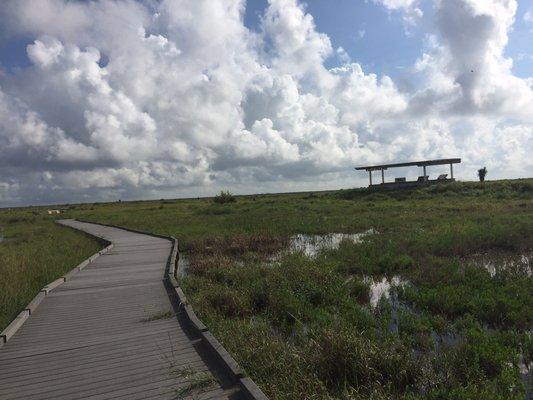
287, 229, 376, 258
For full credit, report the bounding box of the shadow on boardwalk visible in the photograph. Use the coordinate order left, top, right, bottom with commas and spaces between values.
0, 220, 243, 400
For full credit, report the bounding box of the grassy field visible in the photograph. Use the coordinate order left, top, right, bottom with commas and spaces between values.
0, 212, 102, 330
1, 179, 532, 399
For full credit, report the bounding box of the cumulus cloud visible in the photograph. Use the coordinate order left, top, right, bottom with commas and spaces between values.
410, 0, 533, 141
0, 0, 531, 205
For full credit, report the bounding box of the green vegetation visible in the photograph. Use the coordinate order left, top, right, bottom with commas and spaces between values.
140, 309, 174, 322
213, 190, 236, 204
171, 365, 217, 398
1, 179, 532, 399
0, 211, 102, 330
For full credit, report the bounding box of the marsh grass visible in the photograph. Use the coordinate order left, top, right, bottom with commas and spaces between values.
4, 179, 531, 399
140, 310, 174, 322
0, 210, 101, 330
175, 181, 532, 399
185, 234, 288, 279
171, 365, 216, 398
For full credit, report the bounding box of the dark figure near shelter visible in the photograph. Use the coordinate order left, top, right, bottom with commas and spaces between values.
478, 167, 487, 182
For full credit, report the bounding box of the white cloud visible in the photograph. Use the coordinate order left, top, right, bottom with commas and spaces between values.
0, 0, 531, 205
372, 0, 423, 26
414, 0, 533, 118
373, 0, 417, 11
336, 47, 351, 64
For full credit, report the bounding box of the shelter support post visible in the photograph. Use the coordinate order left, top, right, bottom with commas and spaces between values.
369, 170, 373, 186
423, 166, 427, 179
381, 169, 385, 184
450, 163, 454, 179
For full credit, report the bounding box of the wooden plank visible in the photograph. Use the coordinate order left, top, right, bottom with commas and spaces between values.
25, 292, 46, 314
41, 277, 66, 294
201, 331, 244, 381
239, 377, 269, 400
0, 220, 247, 399
1, 310, 30, 343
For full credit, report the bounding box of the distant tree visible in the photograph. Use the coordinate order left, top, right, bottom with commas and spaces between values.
478, 167, 487, 182
213, 190, 236, 204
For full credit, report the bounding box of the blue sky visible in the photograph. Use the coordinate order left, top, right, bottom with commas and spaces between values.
509, 0, 533, 77
245, 0, 424, 79
244, 0, 533, 79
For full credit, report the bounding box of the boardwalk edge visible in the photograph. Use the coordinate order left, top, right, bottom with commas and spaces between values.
0, 310, 29, 344
239, 377, 269, 400
75, 218, 269, 400
0, 222, 113, 345
168, 236, 267, 398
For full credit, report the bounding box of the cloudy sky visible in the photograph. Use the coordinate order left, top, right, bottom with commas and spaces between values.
0, 0, 532, 206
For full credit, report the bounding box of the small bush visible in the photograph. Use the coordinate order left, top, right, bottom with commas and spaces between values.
213, 190, 236, 204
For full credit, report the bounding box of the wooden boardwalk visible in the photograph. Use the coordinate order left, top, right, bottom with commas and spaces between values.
0, 220, 243, 400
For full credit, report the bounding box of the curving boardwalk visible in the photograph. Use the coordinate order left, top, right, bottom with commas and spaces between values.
0, 220, 242, 400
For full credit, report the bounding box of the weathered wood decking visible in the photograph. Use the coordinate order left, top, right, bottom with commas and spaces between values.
0, 220, 243, 400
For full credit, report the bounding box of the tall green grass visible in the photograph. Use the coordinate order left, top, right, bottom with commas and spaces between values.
0, 211, 101, 330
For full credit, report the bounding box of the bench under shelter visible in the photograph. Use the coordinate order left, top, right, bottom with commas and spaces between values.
355, 158, 461, 189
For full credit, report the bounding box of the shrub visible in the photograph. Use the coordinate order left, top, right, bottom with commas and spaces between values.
213, 190, 236, 204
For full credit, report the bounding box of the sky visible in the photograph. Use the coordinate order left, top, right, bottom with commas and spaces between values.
0, 0, 532, 206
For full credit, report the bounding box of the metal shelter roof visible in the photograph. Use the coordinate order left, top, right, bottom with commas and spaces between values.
355, 158, 461, 171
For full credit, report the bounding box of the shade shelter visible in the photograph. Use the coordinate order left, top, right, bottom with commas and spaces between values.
355, 158, 461, 189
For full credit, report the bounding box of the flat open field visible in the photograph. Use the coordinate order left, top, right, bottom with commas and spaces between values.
2, 179, 532, 399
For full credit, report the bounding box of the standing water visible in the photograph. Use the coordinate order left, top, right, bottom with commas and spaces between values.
364, 276, 407, 307
176, 253, 190, 278
288, 229, 376, 258
481, 255, 531, 277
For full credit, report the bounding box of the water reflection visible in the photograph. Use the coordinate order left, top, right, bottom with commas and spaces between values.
177, 253, 190, 278
365, 275, 406, 307
480, 254, 531, 277
519, 355, 532, 400
288, 229, 376, 258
